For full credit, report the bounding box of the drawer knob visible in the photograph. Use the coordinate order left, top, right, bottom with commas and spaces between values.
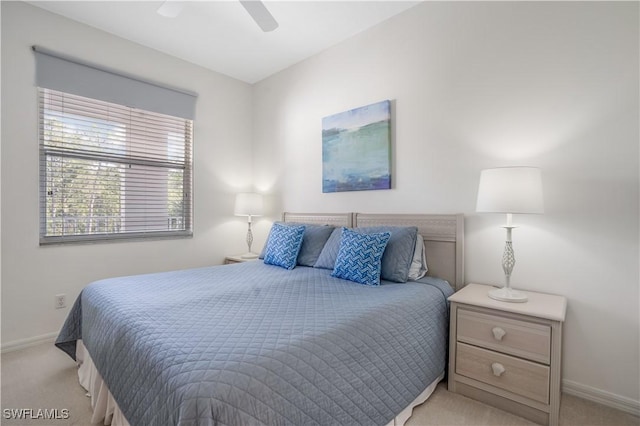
491, 362, 506, 377
492, 327, 506, 341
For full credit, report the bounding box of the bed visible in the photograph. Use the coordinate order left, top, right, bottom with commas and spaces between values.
55, 213, 464, 426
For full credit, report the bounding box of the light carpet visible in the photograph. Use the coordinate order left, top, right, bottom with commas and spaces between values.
1, 342, 638, 426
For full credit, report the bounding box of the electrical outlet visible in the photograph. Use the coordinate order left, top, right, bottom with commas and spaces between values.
55, 294, 66, 309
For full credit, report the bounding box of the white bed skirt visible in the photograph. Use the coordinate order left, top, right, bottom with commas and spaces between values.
76, 341, 130, 426
384, 371, 444, 426
76, 340, 443, 426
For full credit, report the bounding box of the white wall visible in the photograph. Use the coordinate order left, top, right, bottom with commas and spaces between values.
1, 2, 254, 346
253, 1, 639, 409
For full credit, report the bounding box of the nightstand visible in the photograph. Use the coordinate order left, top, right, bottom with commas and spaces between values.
223, 255, 259, 265
448, 283, 567, 426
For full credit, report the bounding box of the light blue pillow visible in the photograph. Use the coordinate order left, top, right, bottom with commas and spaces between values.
313, 227, 343, 269
356, 226, 418, 283
263, 223, 306, 270
331, 228, 391, 286
260, 223, 335, 266
296, 224, 335, 266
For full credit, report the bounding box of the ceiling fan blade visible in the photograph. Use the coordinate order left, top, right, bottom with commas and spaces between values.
157, 0, 184, 18
239, 0, 279, 32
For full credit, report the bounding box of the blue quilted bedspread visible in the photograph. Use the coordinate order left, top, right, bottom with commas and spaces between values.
56, 261, 452, 426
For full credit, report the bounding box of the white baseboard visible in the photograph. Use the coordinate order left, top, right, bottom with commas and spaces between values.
1, 332, 58, 353
563, 379, 640, 416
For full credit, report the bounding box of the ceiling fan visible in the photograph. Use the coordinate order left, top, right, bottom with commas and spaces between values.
157, 0, 279, 32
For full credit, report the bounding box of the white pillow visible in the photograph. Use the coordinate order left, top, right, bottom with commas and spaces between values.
408, 234, 428, 280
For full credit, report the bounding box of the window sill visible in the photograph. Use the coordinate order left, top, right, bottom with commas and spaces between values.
39, 231, 193, 246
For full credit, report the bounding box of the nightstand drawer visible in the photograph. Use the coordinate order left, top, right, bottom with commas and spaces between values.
457, 308, 551, 364
456, 342, 550, 404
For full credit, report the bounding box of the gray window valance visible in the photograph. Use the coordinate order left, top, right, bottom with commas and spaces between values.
33, 45, 197, 120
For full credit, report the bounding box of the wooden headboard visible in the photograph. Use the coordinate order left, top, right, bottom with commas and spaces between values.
282, 212, 464, 291
282, 212, 353, 227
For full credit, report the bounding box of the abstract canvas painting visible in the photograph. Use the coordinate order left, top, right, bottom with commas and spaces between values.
322, 100, 391, 193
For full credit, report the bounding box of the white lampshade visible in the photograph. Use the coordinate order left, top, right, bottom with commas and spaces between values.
476, 167, 544, 214
234, 193, 263, 217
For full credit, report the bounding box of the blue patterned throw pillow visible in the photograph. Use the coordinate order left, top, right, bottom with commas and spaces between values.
263, 223, 306, 270
356, 226, 418, 283
331, 228, 391, 286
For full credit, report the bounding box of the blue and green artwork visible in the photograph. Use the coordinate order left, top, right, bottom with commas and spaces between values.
322, 100, 391, 193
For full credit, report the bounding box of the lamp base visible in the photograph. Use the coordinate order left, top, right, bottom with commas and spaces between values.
240, 252, 259, 259
488, 286, 528, 303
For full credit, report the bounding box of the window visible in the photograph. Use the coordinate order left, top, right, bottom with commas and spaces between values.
39, 88, 193, 244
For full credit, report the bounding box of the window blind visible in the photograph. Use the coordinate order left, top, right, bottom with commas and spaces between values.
39, 88, 193, 244
33, 46, 197, 120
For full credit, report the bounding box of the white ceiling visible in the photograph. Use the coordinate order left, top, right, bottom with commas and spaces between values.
27, 1, 420, 84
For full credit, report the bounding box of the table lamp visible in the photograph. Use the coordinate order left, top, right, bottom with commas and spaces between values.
234, 193, 264, 259
476, 167, 544, 302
